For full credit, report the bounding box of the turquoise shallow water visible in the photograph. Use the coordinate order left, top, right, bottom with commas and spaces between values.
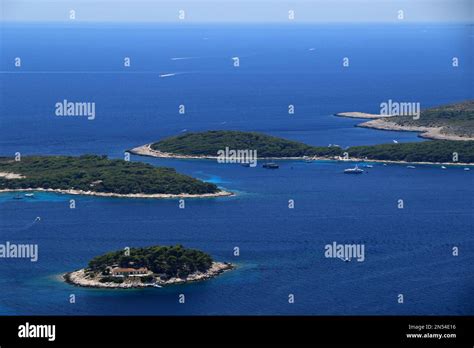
0, 23, 472, 315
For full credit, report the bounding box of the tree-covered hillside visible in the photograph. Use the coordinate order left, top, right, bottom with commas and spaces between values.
347, 140, 474, 163
150, 130, 474, 163
0, 155, 218, 195
88, 245, 213, 278
152, 130, 342, 157
390, 100, 474, 138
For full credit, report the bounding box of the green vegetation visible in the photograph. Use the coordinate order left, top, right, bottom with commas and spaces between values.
152, 130, 342, 157
347, 140, 474, 163
390, 100, 474, 137
88, 245, 213, 279
0, 155, 218, 195
151, 130, 474, 163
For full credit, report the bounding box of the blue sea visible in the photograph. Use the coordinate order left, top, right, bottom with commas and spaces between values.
0, 23, 473, 315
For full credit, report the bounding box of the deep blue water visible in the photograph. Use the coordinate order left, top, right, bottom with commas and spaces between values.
0, 23, 473, 315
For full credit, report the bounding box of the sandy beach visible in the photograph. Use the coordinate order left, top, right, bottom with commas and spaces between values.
64, 262, 234, 289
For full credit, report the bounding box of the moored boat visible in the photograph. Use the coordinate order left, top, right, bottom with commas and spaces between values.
344, 165, 364, 174
263, 162, 279, 169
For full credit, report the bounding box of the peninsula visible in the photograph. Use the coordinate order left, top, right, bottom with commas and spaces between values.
130, 131, 474, 165
0, 155, 231, 198
336, 100, 474, 141
64, 245, 233, 288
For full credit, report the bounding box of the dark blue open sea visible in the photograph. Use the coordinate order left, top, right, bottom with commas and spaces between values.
0, 23, 472, 315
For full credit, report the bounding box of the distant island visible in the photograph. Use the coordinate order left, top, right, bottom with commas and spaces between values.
130, 130, 474, 165
336, 100, 474, 141
64, 245, 233, 288
0, 155, 231, 198
131, 130, 341, 159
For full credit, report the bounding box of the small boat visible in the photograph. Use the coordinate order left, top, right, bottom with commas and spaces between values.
263, 162, 279, 169
241, 163, 250, 167
363, 164, 374, 168
152, 284, 162, 288
24, 193, 35, 197
441, 166, 447, 169
464, 168, 470, 171
13, 194, 23, 200
407, 165, 416, 169
344, 165, 364, 174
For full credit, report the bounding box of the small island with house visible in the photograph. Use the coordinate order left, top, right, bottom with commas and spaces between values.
63, 245, 234, 288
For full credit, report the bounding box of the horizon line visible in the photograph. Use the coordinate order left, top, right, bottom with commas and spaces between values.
1, 20, 473, 25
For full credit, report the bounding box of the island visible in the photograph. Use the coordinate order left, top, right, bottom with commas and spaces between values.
63, 245, 234, 288
336, 100, 474, 141
0, 155, 231, 198
130, 130, 474, 165
130, 130, 343, 159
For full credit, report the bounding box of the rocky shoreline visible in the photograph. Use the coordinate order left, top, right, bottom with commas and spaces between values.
357, 119, 474, 141
129, 144, 309, 160
331, 157, 474, 167
335, 111, 474, 141
129, 144, 474, 166
0, 172, 25, 179
63, 262, 234, 289
0, 187, 233, 199
334, 112, 390, 119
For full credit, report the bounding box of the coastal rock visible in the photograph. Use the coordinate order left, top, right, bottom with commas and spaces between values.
64, 262, 234, 289
358, 119, 474, 141
334, 112, 391, 119
0, 187, 233, 199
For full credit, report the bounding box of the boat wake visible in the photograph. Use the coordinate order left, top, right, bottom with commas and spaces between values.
159, 73, 177, 78
8, 216, 41, 232
159, 71, 194, 78
171, 57, 200, 61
